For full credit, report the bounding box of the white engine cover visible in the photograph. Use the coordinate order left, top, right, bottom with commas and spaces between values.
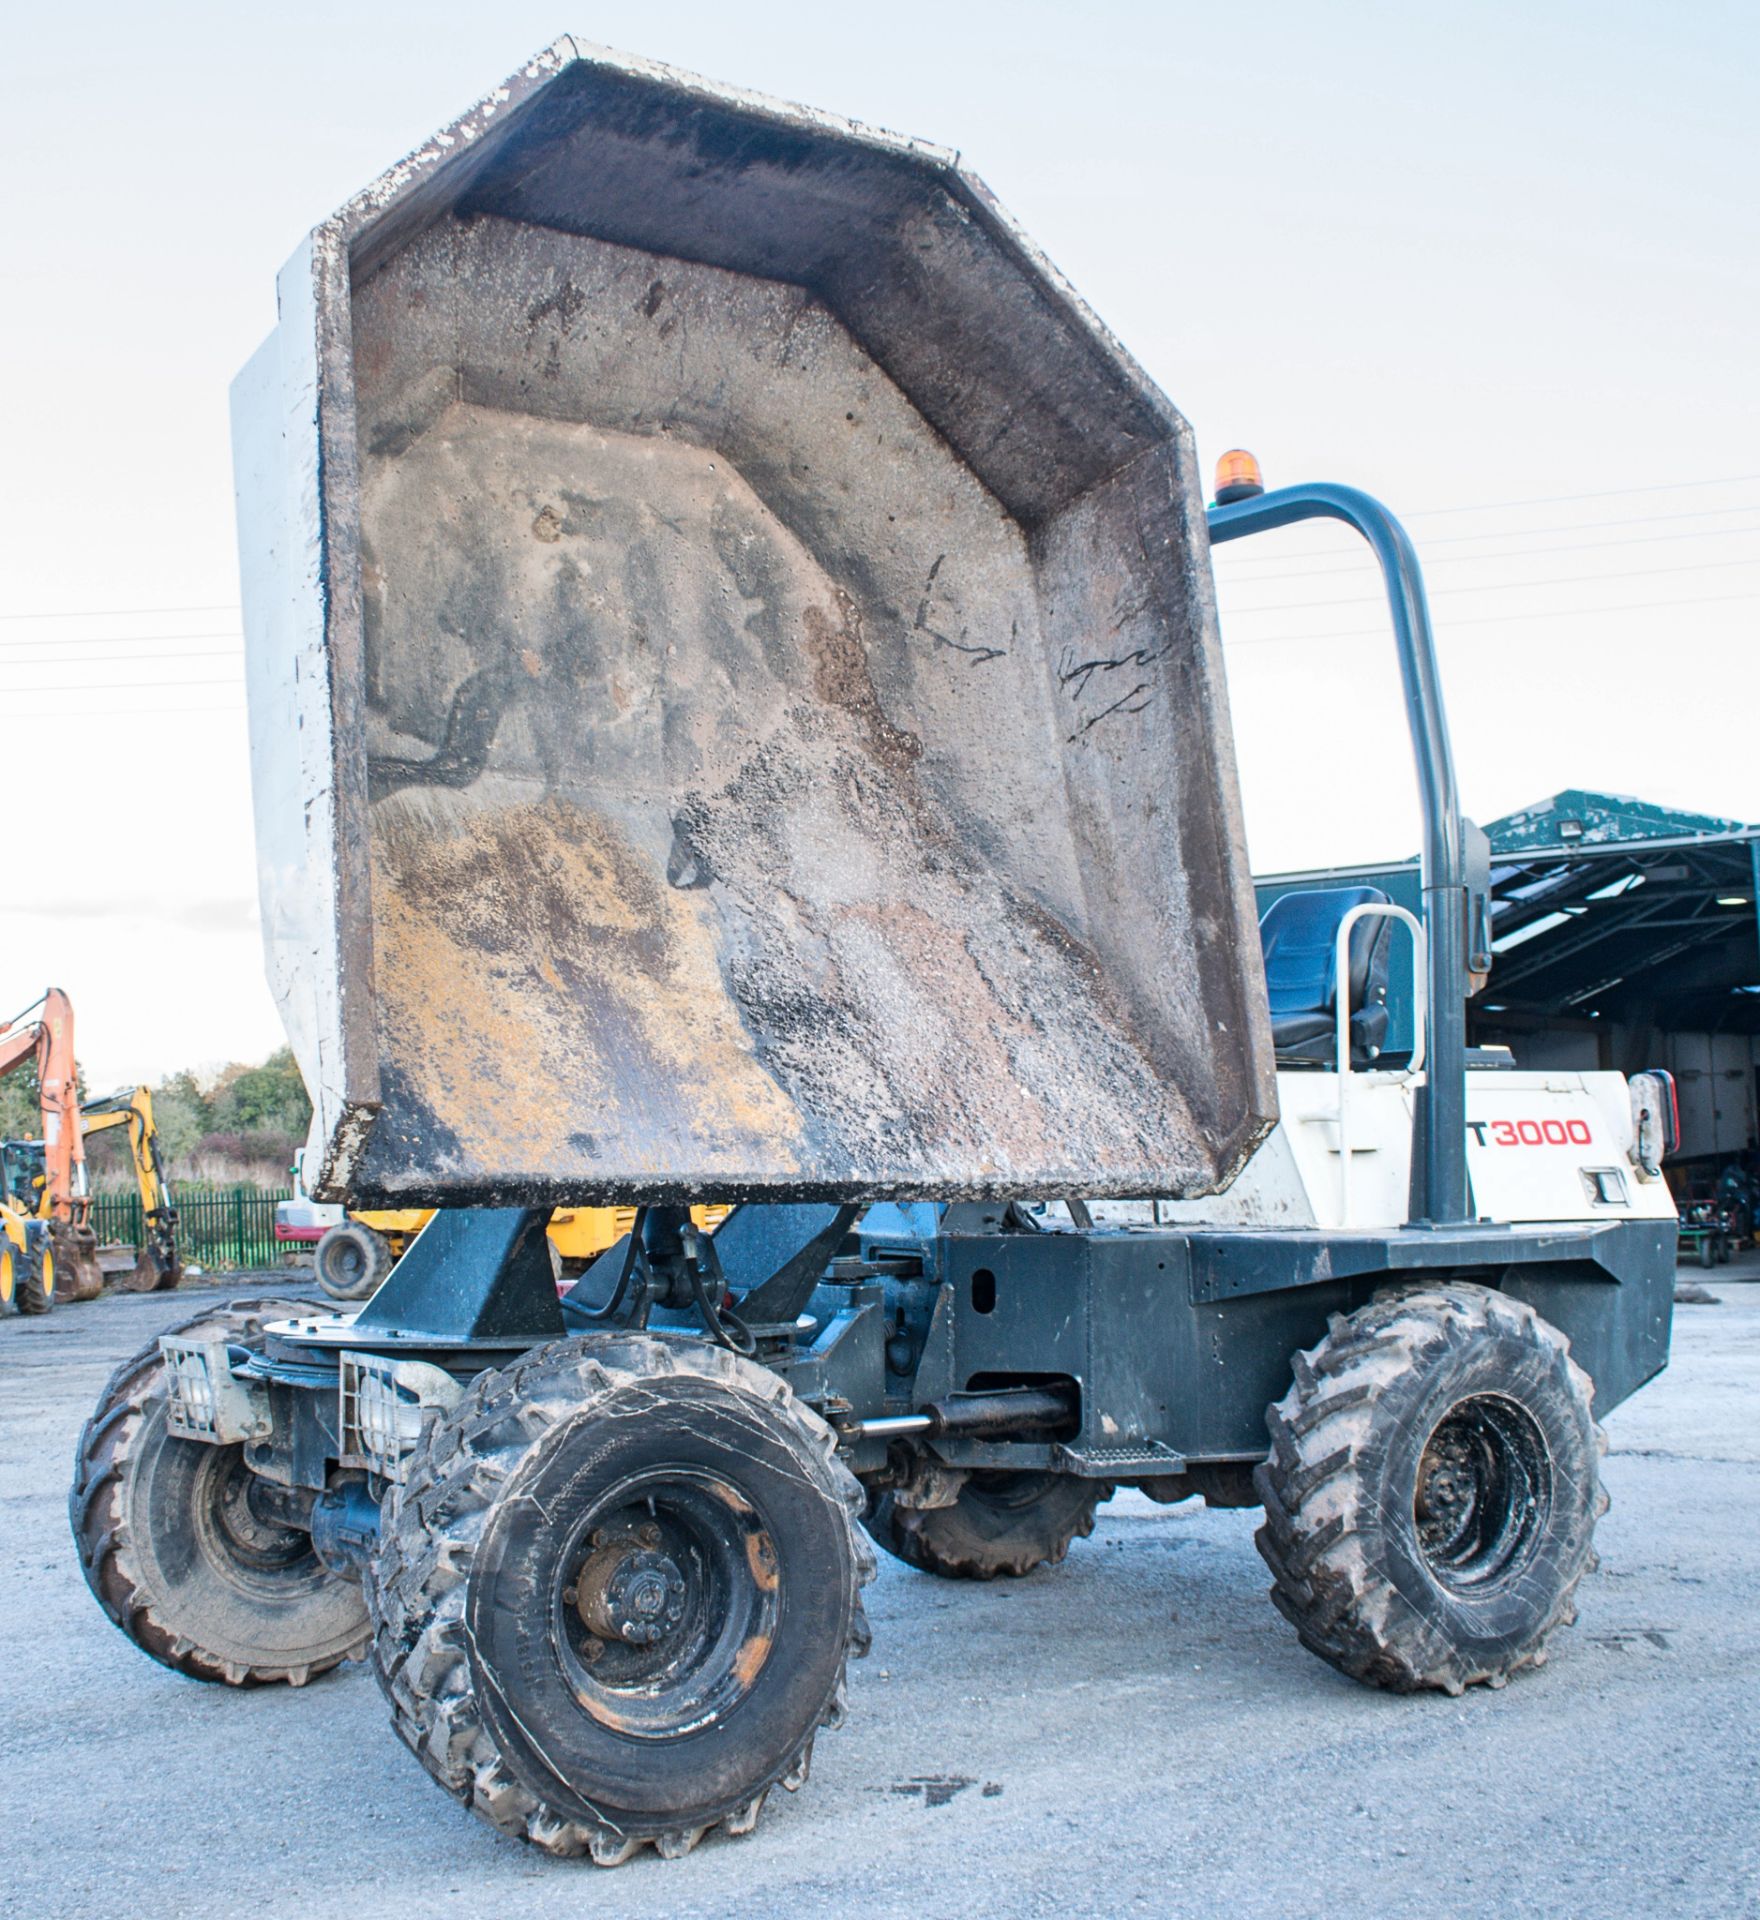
1098, 1069, 1676, 1232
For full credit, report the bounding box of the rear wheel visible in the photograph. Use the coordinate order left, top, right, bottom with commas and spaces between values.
1256, 1281, 1602, 1695
69, 1297, 370, 1684
0, 1242, 15, 1313
866, 1470, 1103, 1579
369, 1333, 872, 1863
314, 1221, 394, 1302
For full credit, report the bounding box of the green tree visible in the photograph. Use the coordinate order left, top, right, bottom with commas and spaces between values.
148, 1070, 212, 1167
208, 1047, 310, 1138
0, 1055, 89, 1141
0, 1066, 42, 1141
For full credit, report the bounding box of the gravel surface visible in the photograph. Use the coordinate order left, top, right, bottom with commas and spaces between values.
2, 1268, 1755, 1919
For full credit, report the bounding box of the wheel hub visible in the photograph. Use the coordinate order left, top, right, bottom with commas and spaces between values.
550, 1474, 783, 1737
1414, 1393, 1550, 1591
572, 1533, 689, 1647
213, 1457, 314, 1573
1416, 1430, 1480, 1539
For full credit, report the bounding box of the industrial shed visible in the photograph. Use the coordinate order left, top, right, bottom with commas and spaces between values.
1256, 791, 1760, 1167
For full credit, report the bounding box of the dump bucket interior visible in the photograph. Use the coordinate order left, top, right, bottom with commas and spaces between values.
242, 44, 1274, 1205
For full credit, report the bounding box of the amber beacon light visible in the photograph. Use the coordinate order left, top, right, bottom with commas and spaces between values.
1213, 449, 1265, 505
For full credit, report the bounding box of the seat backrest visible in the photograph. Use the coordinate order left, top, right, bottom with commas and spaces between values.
1259, 886, 1392, 1020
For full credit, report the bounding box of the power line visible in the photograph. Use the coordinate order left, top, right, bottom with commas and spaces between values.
1223, 554, 1760, 618
1400, 471, 1760, 518
1218, 501, 1760, 569
0, 478, 1753, 614
0, 649, 243, 669
0, 702, 248, 722
1221, 589, 1759, 648
0, 602, 239, 624
0, 676, 243, 696
1217, 520, 1760, 580
0, 630, 242, 651
1421, 502, 1760, 542
0, 473, 1753, 659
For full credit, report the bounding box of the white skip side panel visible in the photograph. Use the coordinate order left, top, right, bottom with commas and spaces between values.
231, 243, 352, 1186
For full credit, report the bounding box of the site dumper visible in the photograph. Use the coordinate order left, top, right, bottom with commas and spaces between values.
70, 41, 1678, 1865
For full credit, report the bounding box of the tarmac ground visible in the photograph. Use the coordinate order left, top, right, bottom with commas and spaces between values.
2, 1261, 1756, 1919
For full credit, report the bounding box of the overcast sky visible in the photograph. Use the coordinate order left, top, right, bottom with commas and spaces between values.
3, 1, 1756, 1088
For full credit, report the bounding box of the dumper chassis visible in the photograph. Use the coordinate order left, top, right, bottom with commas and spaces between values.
70, 43, 1678, 1868
71, 1188, 1670, 1859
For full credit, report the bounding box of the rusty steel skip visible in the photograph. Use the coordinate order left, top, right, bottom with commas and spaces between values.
233, 39, 1275, 1211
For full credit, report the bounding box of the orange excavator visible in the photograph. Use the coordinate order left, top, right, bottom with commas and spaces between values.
0, 988, 103, 1303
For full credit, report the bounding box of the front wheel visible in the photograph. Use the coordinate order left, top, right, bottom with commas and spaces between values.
369, 1334, 873, 1864
1255, 1282, 1603, 1695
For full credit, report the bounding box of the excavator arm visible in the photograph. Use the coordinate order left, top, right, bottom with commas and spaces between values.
0, 989, 86, 1226
0, 989, 101, 1299
80, 1088, 182, 1290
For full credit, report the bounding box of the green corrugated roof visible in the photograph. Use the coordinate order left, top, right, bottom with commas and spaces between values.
1485, 789, 1757, 854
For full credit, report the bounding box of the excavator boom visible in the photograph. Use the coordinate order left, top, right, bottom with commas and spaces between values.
79, 1088, 182, 1292
0, 989, 101, 1299
0, 990, 85, 1223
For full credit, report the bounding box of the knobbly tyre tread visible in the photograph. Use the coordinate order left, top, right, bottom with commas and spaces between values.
1254, 1281, 1607, 1696
866, 1472, 1105, 1580
16, 1248, 53, 1315
367, 1332, 875, 1865
69, 1296, 370, 1686
314, 1221, 394, 1303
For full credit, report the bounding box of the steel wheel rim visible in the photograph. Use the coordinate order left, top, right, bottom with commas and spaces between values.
1414, 1393, 1552, 1592
552, 1467, 780, 1740
183, 1443, 329, 1596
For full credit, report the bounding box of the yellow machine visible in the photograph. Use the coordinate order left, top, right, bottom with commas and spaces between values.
0, 1199, 54, 1315
0, 1085, 180, 1298
0, 987, 100, 1301
79, 1088, 182, 1292
548, 1205, 732, 1269
312, 1204, 730, 1302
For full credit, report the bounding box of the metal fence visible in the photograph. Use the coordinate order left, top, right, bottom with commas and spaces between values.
89, 1186, 291, 1272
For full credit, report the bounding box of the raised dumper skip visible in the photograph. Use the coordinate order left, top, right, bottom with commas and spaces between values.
68, 40, 1677, 1866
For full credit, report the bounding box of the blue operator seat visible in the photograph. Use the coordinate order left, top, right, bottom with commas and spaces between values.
1258, 886, 1394, 1068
